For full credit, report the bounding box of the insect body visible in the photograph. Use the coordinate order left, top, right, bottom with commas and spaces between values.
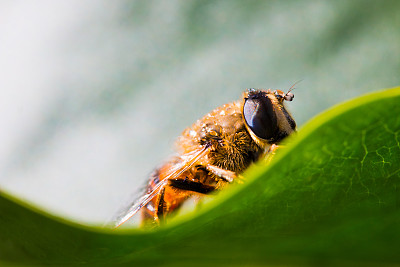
115, 88, 296, 227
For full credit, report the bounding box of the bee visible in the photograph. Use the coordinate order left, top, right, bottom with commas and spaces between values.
114, 87, 296, 228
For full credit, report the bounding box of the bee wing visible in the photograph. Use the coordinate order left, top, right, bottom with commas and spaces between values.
113, 144, 211, 228
112, 178, 168, 228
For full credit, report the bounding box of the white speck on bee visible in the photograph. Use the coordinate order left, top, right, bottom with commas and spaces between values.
219, 110, 226, 116
189, 130, 197, 137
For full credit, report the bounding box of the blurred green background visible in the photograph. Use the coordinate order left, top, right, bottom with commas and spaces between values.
0, 0, 399, 225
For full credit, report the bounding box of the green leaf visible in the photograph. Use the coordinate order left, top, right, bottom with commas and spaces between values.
1, 87, 400, 266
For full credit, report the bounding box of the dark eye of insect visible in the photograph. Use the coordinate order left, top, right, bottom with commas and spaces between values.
243, 96, 278, 140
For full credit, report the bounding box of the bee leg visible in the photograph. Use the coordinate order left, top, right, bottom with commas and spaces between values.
268, 144, 279, 153
264, 144, 279, 165
259, 143, 279, 158
169, 178, 217, 194
205, 165, 239, 183
155, 186, 167, 224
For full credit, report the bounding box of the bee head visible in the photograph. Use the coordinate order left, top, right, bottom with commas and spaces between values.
242, 88, 296, 146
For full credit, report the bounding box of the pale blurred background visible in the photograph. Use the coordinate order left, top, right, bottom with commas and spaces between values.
0, 0, 399, 225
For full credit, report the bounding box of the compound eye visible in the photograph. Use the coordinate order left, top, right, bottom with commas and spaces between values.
285, 92, 294, 101
243, 96, 278, 140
